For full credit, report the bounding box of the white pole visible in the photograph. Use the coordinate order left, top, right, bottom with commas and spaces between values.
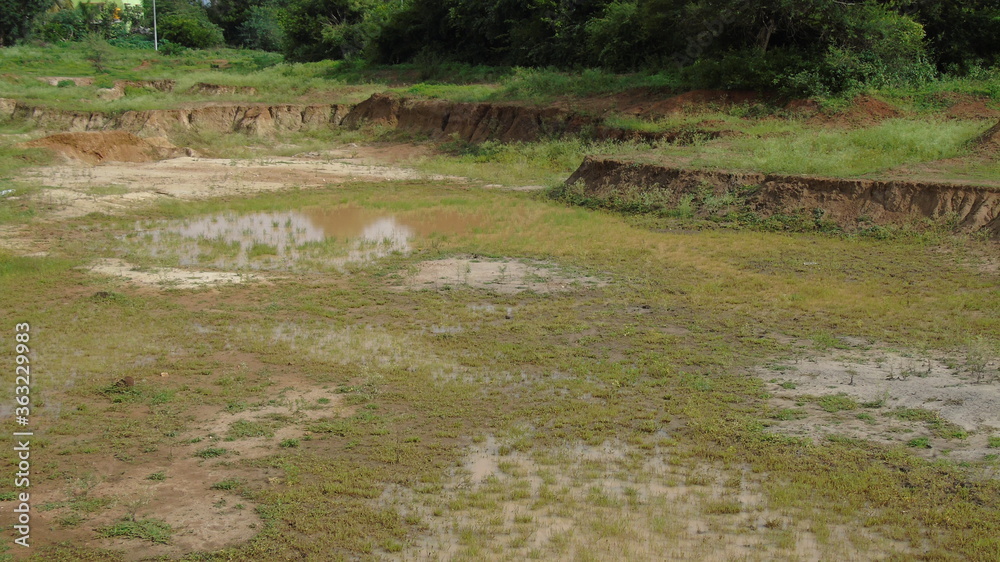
153, 0, 158, 51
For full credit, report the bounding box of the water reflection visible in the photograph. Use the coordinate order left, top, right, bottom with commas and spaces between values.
142, 206, 474, 270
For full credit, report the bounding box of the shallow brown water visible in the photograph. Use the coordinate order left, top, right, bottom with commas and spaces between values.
141, 206, 479, 269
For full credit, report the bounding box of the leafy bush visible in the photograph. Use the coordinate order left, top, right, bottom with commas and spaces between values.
585, 0, 646, 71
109, 35, 156, 50
159, 13, 224, 48
280, 0, 400, 62
239, 3, 284, 52
0, 0, 51, 46
33, 8, 87, 43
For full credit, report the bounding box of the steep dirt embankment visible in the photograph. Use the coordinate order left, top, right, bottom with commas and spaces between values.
1, 99, 351, 135
24, 131, 190, 164
1, 93, 719, 143
340, 93, 718, 144
567, 158, 1000, 235
974, 119, 1000, 156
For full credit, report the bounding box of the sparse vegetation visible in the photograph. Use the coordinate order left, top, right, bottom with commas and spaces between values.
2, 23, 999, 561
194, 447, 228, 459
98, 517, 173, 544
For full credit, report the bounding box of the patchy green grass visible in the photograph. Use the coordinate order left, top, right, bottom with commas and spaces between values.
0, 43, 376, 110
97, 517, 172, 544
210, 479, 243, 491
681, 118, 988, 177
194, 447, 229, 459
3, 174, 999, 560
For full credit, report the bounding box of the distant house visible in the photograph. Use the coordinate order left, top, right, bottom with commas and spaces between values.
69, 0, 143, 7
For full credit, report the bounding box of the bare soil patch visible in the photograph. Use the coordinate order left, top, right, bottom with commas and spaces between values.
342, 93, 712, 144
21, 370, 351, 561
36, 76, 94, 86
397, 256, 607, 294
974, 118, 1000, 157
385, 438, 912, 560
942, 94, 999, 120
625, 89, 768, 117
87, 258, 254, 289
20, 155, 452, 219
188, 83, 258, 96
809, 95, 904, 127
23, 131, 189, 164
759, 345, 1000, 462
97, 79, 176, 100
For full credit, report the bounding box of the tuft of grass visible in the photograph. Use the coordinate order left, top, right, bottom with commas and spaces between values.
210, 478, 243, 491
772, 408, 808, 421
146, 471, 166, 481
226, 420, 274, 440
98, 517, 172, 544
247, 242, 279, 259
193, 447, 228, 459
816, 393, 858, 413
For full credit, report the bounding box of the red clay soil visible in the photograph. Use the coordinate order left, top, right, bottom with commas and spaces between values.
566, 157, 1000, 236
623, 90, 768, 118
809, 95, 904, 127
340, 92, 726, 144
973, 119, 1000, 157
24, 131, 186, 164
784, 99, 822, 116
188, 83, 259, 96
9, 101, 352, 136
939, 93, 1000, 120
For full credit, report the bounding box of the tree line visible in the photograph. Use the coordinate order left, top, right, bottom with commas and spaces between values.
5, 0, 1000, 95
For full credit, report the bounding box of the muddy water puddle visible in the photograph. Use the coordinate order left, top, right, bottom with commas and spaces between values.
133, 206, 479, 271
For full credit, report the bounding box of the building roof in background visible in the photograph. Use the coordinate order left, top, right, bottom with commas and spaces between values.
73, 0, 143, 7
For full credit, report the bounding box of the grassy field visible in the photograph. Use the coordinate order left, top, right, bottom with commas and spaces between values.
1, 180, 999, 560
0, 43, 999, 561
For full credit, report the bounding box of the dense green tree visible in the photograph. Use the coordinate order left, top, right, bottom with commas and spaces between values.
280, 0, 404, 62
239, 2, 286, 51
0, 0, 54, 46
904, 0, 1000, 71
374, 0, 453, 64
207, 0, 288, 49
141, 0, 225, 48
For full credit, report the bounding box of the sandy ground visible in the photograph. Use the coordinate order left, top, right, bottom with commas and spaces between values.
398, 256, 608, 294
16, 156, 456, 219
33, 378, 353, 561
758, 344, 1000, 462
382, 437, 913, 560
87, 258, 256, 289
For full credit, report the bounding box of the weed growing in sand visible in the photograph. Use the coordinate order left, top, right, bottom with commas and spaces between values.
194, 447, 229, 459
965, 335, 997, 383
816, 393, 858, 413
98, 517, 173, 544
226, 420, 275, 440
210, 479, 243, 491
